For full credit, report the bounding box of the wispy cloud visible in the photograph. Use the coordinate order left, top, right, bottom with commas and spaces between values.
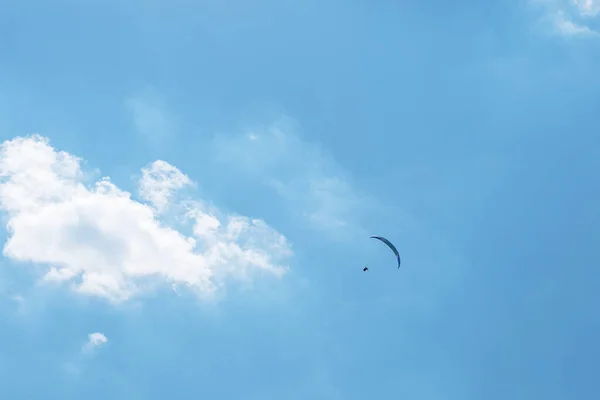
0, 134, 292, 303
533, 0, 600, 37
64, 332, 109, 375
212, 117, 371, 240
125, 87, 177, 145
574, 0, 600, 15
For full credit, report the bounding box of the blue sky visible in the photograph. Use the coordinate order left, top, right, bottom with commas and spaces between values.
1, 0, 599, 398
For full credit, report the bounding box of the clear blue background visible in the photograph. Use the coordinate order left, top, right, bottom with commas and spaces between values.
1, 0, 599, 399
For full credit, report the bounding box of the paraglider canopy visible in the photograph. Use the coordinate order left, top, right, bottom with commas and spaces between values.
370, 235, 401, 268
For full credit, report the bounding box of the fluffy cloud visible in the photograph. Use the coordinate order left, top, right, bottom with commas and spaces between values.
212, 118, 370, 240
82, 332, 108, 354
138, 160, 192, 213
0, 135, 291, 302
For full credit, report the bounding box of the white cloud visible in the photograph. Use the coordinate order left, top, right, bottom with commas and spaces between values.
533, 0, 600, 36
82, 332, 108, 354
212, 117, 370, 239
125, 87, 176, 144
573, 0, 600, 16
0, 134, 291, 302
555, 12, 598, 35
138, 160, 192, 213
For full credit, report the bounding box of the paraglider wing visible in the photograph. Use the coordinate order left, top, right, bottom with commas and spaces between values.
370, 236, 401, 268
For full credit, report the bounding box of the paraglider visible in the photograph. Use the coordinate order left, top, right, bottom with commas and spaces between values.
370, 235, 401, 268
